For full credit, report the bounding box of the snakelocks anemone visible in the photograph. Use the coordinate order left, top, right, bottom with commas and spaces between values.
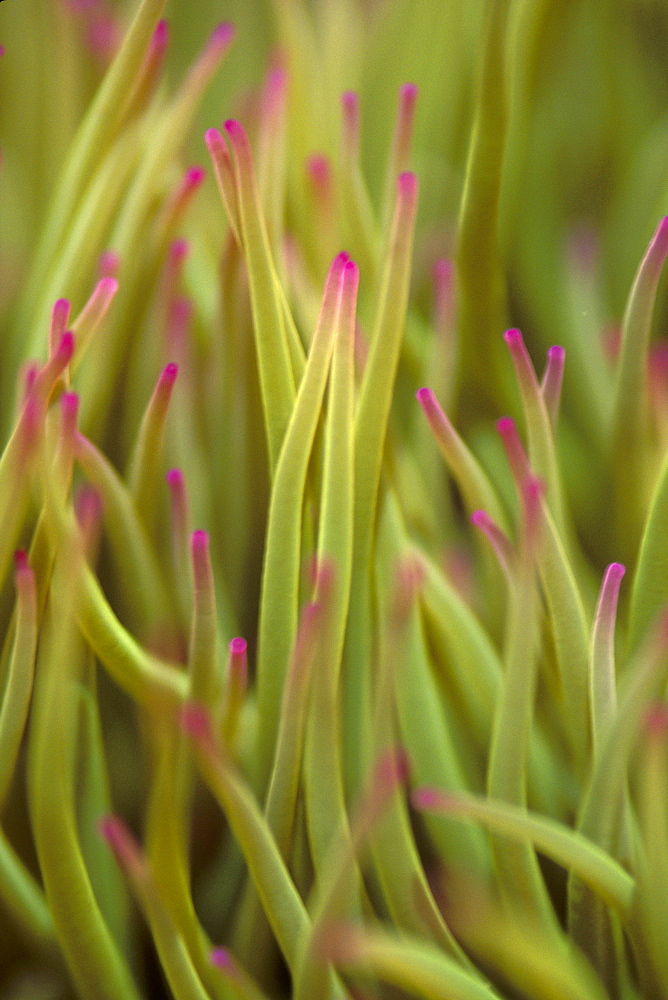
1, 1, 668, 997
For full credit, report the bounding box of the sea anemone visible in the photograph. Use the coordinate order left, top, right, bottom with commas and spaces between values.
1, 1, 668, 998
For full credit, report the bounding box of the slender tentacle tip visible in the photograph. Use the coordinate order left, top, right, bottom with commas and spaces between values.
169, 239, 190, 268
180, 701, 214, 743
207, 22, 235, 57
307, 154, 332, 196
159, 362, 178, 390
97, 250, 120, 279
228, 637, 248, 684
50, 299, 71, 347
152, 19, 169, 54
411, 786, 458, 812
397, 170, 418, 201
415, 385, 436, 412
13, 549, 30, 576
644, 703, 668, 739
374, 746, 411, 791
210, 947, 236, 974
496, 415, 531, 487
75, 484, 103, 531
182, 166, 206, 193
98, 814, 142, 870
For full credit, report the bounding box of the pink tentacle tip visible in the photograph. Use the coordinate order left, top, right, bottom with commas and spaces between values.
433, 257, 453, 287
229, 636, 247, 657
208, 21, 235, 54
411, 786, 442, 811
205, 127, 224, 152
56, 331, 75, 364
98, 814, 138, 862
496, 415, 516, 438
397, 170, 417, 199
503, 327, 523, 348
169, 239, 190, 268
161, 362, 179, 384
376, 746, 411, 789
191, 529, 210, 557
166, 467, 184, 490
60, 391, 80, 421
210, 947, 234, 972
0, 46, 5, 58
184, 165, 206, 190
52, 298, 71, 326
14, 550, 30, 574
152, 19, 169, 51
223, 119, 245, 143
548, 345, 565, 364
97, 250, 120, 279
75, 485, 103, 526
181, 701, 212, 740
343, 257, 360, 287
307, 154, 331, 192
605, 562, 626, 584
645, 703, 668, 738
400, 82, 419, 106
263, 64, 288, 117
341, 90, 359, 116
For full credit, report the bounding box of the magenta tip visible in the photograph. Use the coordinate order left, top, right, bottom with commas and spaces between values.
205, 127, 224, 150
53, 298, 71, 318
58, 331, 75, 362
60, 391, 79, 417
185, 165, 206, 188
341, 90, 358, 112
0, 46, 5, 59
181, 702, 211, 739
166, 467, 184, 487
548, 345, 565, 362
14, 550, 29, 573
224, 119, 244, 140
229, 636, 247, 656
307, 153, 331, 188
170, 238, 190, 265
97, 814, 137, 863
645, 703, 668, 737
470, 510, 487, 527
153, 19, 169, 49
162, 362, 178, 382
503, 327, 522, 347
411, 786, 442, 811
210, 947, 234, 971
97, 275, 119, 298
191, 528, 209, 551
496, 415, 515, 435
98, 250, 120, 278
265, 64, 287, 100
433, 258, 453, 282
209, 21, 235, 52
400, 82, 418, 109
607, 562, 626, 580
415, 386, 434, 406
75, 485, 103, 524
97, 814, 119, 846
343, 258, 359, 281
398, 170, 417, 197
